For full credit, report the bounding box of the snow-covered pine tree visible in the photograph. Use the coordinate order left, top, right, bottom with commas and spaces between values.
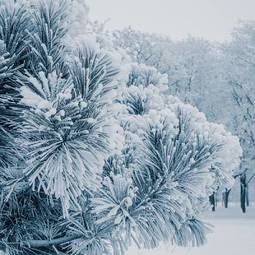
0, 1, 242, 255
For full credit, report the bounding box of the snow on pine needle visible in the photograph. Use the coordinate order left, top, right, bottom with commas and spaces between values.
18, 48, 122, 216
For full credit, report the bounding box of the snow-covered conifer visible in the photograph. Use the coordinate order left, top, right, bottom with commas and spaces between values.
0, 1, 242, 255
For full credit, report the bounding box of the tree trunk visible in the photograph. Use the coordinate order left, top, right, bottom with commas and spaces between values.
240, 173, 247, 213
209, 192, 216, 211
223, 188, 231, 208
246, 184, 249, 207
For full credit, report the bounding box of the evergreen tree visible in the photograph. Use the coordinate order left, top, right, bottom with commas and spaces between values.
0, 1, 241, 255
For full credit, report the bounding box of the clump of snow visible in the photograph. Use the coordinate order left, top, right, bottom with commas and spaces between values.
127, 63, 169, 91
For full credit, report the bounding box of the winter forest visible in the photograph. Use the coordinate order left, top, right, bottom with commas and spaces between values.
0, 0, 254, 255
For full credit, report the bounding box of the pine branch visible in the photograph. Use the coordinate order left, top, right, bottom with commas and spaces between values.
21, 234, 82, 248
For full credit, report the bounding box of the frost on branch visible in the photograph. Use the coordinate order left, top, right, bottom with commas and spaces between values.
19, 46, 122, 216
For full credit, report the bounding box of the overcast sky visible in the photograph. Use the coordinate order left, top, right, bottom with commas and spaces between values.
87, 0, 255, 42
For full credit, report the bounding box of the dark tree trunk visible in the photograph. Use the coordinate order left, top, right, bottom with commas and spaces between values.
223, 188, 231, 208
240, 173, 247, 213
246, 184, 249, 207
209, 192, 216, 211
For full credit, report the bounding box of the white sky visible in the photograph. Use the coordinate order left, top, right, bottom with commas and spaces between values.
87, 0, 255, 42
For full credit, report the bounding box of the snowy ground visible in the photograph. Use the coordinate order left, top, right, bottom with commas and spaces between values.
127, 206, 255, 255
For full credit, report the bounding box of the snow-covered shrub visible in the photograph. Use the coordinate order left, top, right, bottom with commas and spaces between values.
0, 1, 242, 255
